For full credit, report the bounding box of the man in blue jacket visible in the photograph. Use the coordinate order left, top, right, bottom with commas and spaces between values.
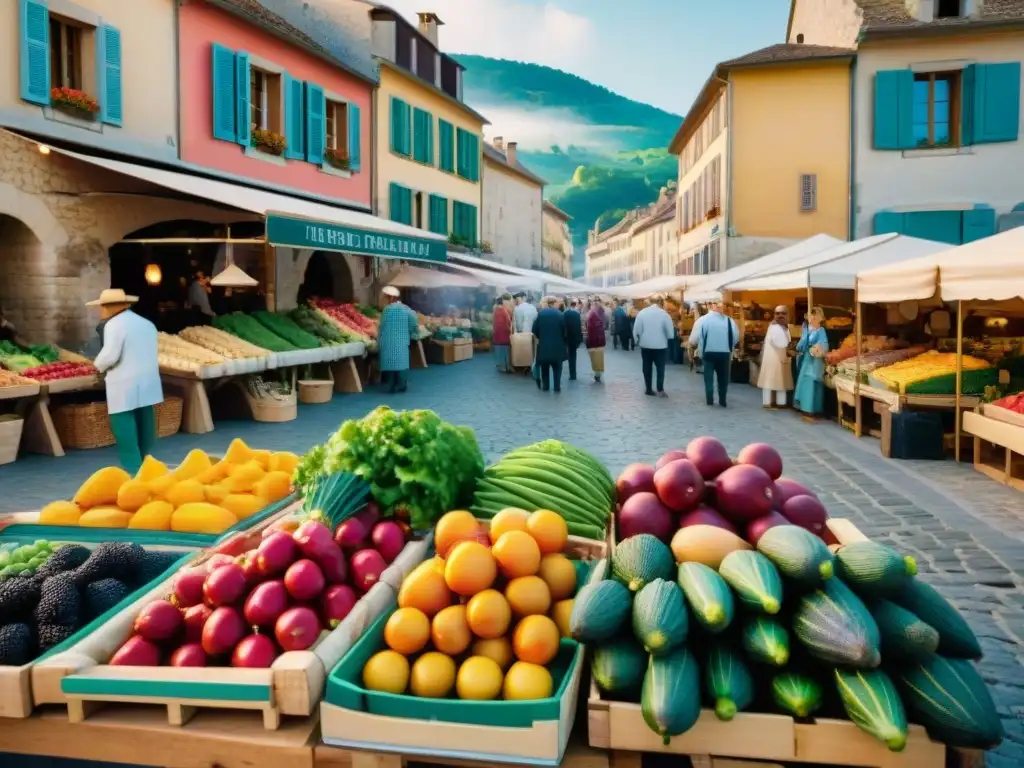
691, 301, 739, 407
562, 299, 583, 381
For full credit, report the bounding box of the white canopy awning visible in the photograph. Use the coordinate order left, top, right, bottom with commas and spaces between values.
724, 234, 948, 293
613, 274, 694, 299
382, 265, 482, 289
857, 226, 1024, 304
446, 252, 592, 293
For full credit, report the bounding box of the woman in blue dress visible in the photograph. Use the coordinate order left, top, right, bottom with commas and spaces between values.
794, 307, 829, 419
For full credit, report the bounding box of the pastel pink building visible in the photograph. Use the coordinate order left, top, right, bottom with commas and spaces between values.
178, 0, 373, 208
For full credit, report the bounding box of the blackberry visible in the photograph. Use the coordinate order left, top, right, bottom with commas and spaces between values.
37, 623, 76, 653
33, 573, 81, 626
0, 578, 41, 623
33, 544, 90, 580
0, 623, 37, 666
134, 551, 182, 585
84, 578, 131, 620
72, 543, 132, 585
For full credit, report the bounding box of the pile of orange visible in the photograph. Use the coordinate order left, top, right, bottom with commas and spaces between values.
362, 508, 579, 701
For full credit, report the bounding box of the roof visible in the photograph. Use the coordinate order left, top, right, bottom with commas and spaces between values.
483, 143, 546, 187
633, 202, 677, 236
543, 200, 572, 221
370, 6, 465, 70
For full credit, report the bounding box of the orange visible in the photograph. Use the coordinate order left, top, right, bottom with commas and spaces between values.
384, 607, 431, 655
410, 652, 457, 698
491, 530, 541, 579
503, 661, 553, 701
431, 605, 472, 656
456, 656, 504, 700
444, 541, 497, 596
512, 615, 561, 665
526, 510, 568, 555
488, 508, 530, 544
466, 589, 512, 640
398, 559, 453, 617
537, 553, 577, 601
362, 650, 410, 694
435, 510, 483, 559
472, 636, 515, 670
551, 598, 574, 638
504, 575, 551, 617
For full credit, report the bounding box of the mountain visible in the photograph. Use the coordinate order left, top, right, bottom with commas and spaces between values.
453, 55, 681, 265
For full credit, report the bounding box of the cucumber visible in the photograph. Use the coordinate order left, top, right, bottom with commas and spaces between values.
890, 578, 981, 659
705, 645, 754, 721
677, 562, 734, 633
487, 475, 607, 524
772, 671, 824, 717
632, 578, 688, 656
835, 668, 908, 751
569, 578, 631, 643
756, 525, 835, 587
591, 636, 646, 695
793, 578, 881, 669
641, 647, 701, 745
835, 541, 917, 597
718, 550, 784, 614
742, 616, 790, 667
612, 534, 675, 592
869, 599, 939, 660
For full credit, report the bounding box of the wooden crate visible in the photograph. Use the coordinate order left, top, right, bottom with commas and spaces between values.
963, 409, 1024, 491
426, 340, 474, 365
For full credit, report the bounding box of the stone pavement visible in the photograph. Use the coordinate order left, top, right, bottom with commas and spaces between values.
1, 349, 1022, 765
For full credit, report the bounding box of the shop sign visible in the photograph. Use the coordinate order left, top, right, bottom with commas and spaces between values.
265, 214, 447, 263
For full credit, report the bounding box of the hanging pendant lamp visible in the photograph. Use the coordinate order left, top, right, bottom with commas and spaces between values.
210, 226, 259, 287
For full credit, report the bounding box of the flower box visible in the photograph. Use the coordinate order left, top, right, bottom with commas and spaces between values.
252, 129, 286, 156
325, 149, 350, 170
50, 88, 100, 120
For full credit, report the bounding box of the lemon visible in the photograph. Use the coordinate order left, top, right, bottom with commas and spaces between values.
456, 656, 504, 700
502, 661, 553, 700
362, 650, 410, 694
409, 651, 457, 698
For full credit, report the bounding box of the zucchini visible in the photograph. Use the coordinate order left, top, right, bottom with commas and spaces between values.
742, 616, 790, 666
705, 645, 754, 721
892, 655, 1003, 749
490, 458, 611, 507
483, 477, 605, 523
677, 562, 734, 633
591, 636, 646, 695
612, 534, 675, 592
793, 578, 881, 669
756, 525, 834, 587
641, 647, 701, 745
718, 550, 784, 614
772, 671, 823, 717
835, 541, 917, 597
569, 579, 631, 643
835, 668, 908, 752
869, 599, 939, 660
486, 473, 608, 519
632, 578, 688, 656
890, 578, 982, 659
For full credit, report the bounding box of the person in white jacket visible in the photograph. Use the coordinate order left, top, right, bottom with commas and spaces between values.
633, 296, 675, 397
88, 289, 164, 473
757, 305, 794, 408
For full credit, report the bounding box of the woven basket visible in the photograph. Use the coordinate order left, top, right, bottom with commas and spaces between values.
52, 402, 115, 450
155, 396, 183, 437
298, 380, 333, 405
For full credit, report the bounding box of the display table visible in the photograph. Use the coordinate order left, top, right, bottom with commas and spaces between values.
14, 376, 103, 457
963, 405, 1024, 491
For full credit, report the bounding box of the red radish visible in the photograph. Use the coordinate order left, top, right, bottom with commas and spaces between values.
333, 517, 368, 551
616, 464, 656, 504
322, 584, 359, 628
354, 501, 380, 530
110, 635, 161, 666
655, 450, 688, 471
275, 607, 321, 651
315, 545, 348, 585
617, 492, 673, 541
202, 606, 246, 656
678, 505, 738, 534
173, 569, 206, 608
284, 559, 326, 601
244, 580, 289, 627
746, 512, 791, 545
714, 464, 775, 522
371, 521, 406, 563
293, 521, 336, 561
169, 643, 208, 667
183, 604, 214, 642
256, 531, 298, 576
653, 459, 705, 513
134, 600, 183, 641
232, 634, 278, 668
781, 494, 829, 536
350, 549, 387, 592
772, 477, 816, 509
686, 436, 733, 479
203, 553, 236, 572
203, 563, 247, 607
737, 443, 784, 480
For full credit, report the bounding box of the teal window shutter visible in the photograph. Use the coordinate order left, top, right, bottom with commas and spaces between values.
961, 65, 976, 146
97, 25, 122, 126
438, 119, 454, 172
961, 208, 996, 243
390, 97, 410, 155
902, 210, 962, 244
19, 0, 50, 106
428, 194, 448, 235
873, 210, 904, 235
413, 108, 434, 164
453, 201, 477, 243
305, 82, 325, 164
470, 134, 480, 181
873, 70, 913, 150
466, 203, 478, 243
456, 128, 467, 177
211, 43, 236, 142
971, 62, 1021, 144
283, 74, 304, 160
390, 183, 412, 225
235, 52, 250, 146
348, 103, 361, 171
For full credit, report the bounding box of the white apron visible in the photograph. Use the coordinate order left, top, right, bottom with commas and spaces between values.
757, 324, 794, 391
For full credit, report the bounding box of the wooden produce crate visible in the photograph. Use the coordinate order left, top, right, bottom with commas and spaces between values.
963, 407, 1024, 492
426, 339, 474, 365
0, 415, 24, 465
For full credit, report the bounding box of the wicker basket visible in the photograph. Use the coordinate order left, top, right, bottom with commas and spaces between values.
298, 380, 333, 405
155, 396, 183, 437
0, 415, 24, 465
52, 402, 115, 450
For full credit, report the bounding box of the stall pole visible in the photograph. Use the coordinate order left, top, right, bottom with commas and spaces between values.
854, 292, 862, 437
955, 300, 964, 463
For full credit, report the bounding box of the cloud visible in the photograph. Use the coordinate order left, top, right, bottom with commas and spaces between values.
470, 106, 629, 153
380, 0, 594, 70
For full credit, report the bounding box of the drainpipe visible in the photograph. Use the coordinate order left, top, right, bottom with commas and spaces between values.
848, 56, 858, 241
174, 0, 182, 160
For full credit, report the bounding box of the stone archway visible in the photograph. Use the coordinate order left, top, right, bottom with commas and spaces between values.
0, 214, 48, 342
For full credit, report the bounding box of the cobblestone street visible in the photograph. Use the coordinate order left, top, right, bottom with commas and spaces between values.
2, 349, 1023, 764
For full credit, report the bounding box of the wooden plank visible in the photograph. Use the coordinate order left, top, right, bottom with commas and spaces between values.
962, 411, 1024, 455
0, 382, 41, 400
981, 403, 1024, 429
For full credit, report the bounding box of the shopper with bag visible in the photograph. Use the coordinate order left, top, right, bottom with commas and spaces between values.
585, 297, 606, 382
794, 307, 830, 419
691, 301, 738, 408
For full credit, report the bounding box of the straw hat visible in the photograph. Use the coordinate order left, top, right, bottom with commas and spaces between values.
86, 288, 138, 307
382, 286, 400, 298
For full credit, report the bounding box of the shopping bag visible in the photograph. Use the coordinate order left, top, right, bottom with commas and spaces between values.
588, 347, 605, 373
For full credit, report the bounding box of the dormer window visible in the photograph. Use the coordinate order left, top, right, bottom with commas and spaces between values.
936, 0, 963, 18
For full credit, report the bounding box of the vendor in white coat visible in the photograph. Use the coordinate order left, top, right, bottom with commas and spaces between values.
88, 289, 164, 473
757, 305, 794, 408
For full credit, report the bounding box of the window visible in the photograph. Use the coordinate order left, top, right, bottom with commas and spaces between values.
936, 0, 963, 18
414, 192, 424, 229
441, 56, 459, 99
428, 194, 448, 235
395, 23, 412, 70
325, 99, 348, 153
456, 128, 479, 181
49, 17, 82, 89
913, 71, 959, 147
452, 201, 478, 244
250, 67, 281, 133
417, 40, 436, 85
389, 182, 413, 225
390, 96, 411, 155
413, 108, 434, 164
800, 173, 818, 212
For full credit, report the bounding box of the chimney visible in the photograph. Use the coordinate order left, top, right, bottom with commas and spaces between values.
493, 136, 504, 152
506, 141, 517, 166
417, 12, 443, 47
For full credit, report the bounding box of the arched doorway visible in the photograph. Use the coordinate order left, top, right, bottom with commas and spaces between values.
0, 214, 47, 341
298, 250, 355, 303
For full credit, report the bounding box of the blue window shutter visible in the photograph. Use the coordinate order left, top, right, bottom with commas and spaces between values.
390, 183, 412, 225
438, 120, 454, 172
348, 103, 361, 171
210, 43, 236, 142
873, 210, 904, 235
305, 82, 325, 164
390, 97, 410, 155
467, 203, 478, 243
235, 52, 250, 146
283, 74, 304, 160
428, 194, 448, 235
971, 62, 1021, 144
95, 25, 122, 126
961, 208, 996, 243
902, 210, 962, 244
961, 64, 976, 146
470, 134, 480, 181
19, 0, 50, 106
413, 108, 434, 164
873, 69, 913, 150
456, 129, 466, 177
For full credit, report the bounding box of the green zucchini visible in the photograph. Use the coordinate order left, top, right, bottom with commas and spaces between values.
632, 578, 689, 656
641, 647, 701, 745
756, 525, 835, 587
793, 578, 881, 669
742, 616, 790, 666
718, 550, 784, 614
835, 541, 917, 597
612, 534, 675, 592
490, 458, 611, 507
892, 655, 1003, 749
591, 636, 646, 695
772, 671, 824, 717
486, 474, 607, 521
705, 645, 754, 721
569, 579, 631, 643
869, 599, 939, 660
890, 578, 982, 659
678, 562, 734, 633
834, 668, 908, 752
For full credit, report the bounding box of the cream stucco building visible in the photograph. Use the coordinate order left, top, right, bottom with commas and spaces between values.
481, 137, 544, 269
542, 201, 573, 277
584, 186, 678, 286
